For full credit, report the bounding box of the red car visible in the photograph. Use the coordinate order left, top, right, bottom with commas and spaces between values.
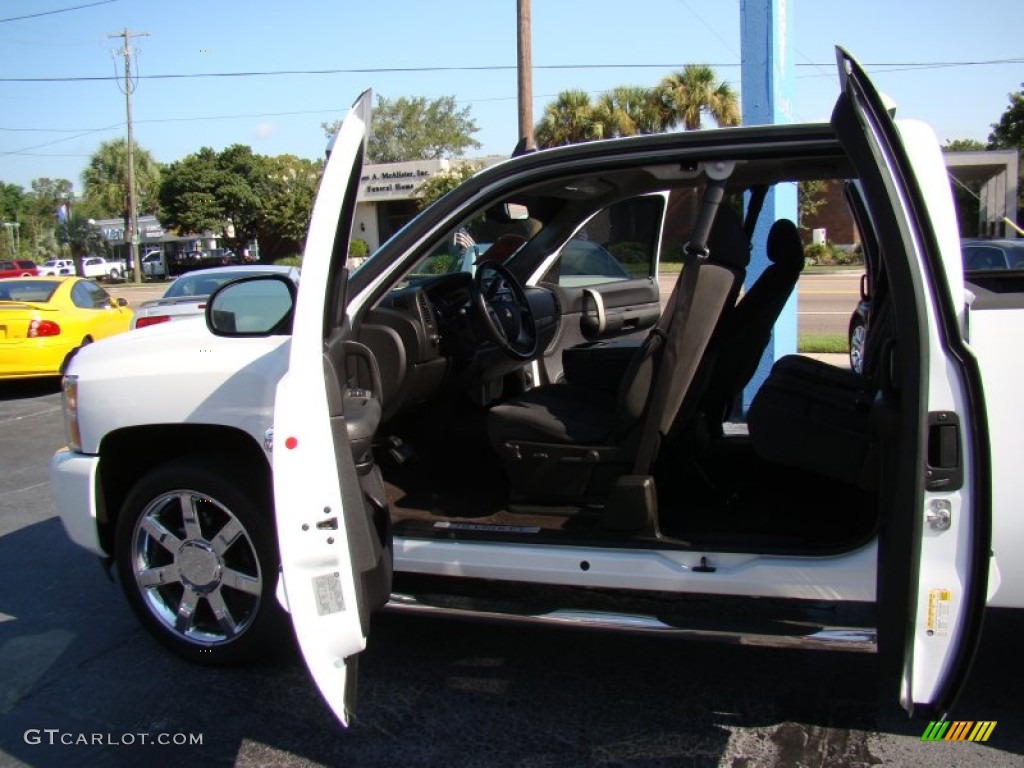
0, 259, 38, 278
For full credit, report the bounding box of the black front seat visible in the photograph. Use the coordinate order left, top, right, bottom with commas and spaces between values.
698, 217, 806, 432
487, 205, 750, 504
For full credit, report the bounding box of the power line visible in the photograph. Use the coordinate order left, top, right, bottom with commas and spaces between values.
2, 57, 1021, 83
0, 123, 121, 155
0, 0, 118, 24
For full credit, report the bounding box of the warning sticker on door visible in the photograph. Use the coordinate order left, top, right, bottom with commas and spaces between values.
313, 572, 345, 616
926, 589, 952, 637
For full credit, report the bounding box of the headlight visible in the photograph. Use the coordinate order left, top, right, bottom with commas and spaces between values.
61, 375, 82, 453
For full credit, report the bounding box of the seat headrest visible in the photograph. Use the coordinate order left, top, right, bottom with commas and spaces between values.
767, 218, 805, 272
705, 206, 750, 271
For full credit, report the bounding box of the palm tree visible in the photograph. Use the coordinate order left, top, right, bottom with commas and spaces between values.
81, 139, 161, 271
59, 217, 106, 277
534, 90, 604, 148
594, 86, 662, 138
82, 139, 162, 217
656, 65, 740, 131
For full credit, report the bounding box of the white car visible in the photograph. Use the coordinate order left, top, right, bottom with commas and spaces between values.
51, 51, 1022, 728
130, 265, 300, 329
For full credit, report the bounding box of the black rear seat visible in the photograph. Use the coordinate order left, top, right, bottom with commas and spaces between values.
746, 250, 895, 491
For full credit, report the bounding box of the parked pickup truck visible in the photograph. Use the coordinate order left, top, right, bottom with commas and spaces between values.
36, 258, 75, 276
80, 255, 126, 281
50, 50, 1023, 727
36, 256, 126, 280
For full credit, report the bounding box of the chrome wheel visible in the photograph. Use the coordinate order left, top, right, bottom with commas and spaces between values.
117, 459, 286, 664
849, 320, 866, 374
130, 489, 262, 645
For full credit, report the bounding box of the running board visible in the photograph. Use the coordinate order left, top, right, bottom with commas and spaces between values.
385, 592, 877, 653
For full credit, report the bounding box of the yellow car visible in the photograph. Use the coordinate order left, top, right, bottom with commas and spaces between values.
0, 276, 133, 379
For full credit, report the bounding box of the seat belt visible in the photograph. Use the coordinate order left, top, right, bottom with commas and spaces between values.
632, 178, 727, 475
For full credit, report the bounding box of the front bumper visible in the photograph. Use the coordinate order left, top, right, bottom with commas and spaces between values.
50, 447, 107, 557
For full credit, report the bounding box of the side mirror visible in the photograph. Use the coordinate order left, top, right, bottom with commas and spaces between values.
205, 274, 297, 337
115, 297, 129, 307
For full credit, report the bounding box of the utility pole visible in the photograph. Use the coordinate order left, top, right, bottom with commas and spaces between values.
516, 0, 534, 150
108, 27, 149, 284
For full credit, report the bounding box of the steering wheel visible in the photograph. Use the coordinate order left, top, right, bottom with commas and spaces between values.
470, 261, 538, 361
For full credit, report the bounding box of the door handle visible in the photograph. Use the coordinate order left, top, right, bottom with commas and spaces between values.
926, 411, 963, 491
582, 288, 606, 335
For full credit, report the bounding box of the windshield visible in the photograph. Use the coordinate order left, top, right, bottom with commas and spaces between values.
962, 241, 1024, 272
0, 280, 60, 303
164, 270, 290, 298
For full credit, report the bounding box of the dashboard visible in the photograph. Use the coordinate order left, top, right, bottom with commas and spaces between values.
356, 272, 559, 422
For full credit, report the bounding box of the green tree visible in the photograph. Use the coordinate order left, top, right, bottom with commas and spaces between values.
656, 65, 740, 130
0, 182, 27, 257
988, 85, 1024, 149
414, 162, 480, 210
19, 178, 74, 260
81, 139, 162, 239
210, 144, 265, 249
534, 90, 604, 148
944, 138, 986, 152
255, 154, 323, 259
322, 95, 481, 163
798, 180, 827, 229
160, 147, 322, 262
158, 147, 225, 237
593, 86, 662, 138
59, 216, 107, 276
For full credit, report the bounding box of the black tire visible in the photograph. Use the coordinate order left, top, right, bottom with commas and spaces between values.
115, 458, 288, 665
108, 268, 120, 281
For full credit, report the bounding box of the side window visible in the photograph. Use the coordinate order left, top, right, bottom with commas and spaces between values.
86, 282, 112, 308
70, 281, 92, 308
544, 195, 663, 288
71, 281, 111, 309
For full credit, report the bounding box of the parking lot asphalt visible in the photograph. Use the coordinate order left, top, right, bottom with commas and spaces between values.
1, 380, 1022, 767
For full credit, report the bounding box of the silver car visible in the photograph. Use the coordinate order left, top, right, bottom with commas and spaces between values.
131, 264, 300, 329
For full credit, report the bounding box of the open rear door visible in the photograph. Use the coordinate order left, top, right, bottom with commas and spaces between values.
272, 91, 382, 725
831, 48, 991, 718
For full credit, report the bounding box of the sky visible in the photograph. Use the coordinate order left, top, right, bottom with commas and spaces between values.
1, 0, 1022, 193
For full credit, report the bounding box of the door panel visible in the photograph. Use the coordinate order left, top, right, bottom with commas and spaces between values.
535, 194, 666, 383
272, 90, 386, 726
832, 47, 990, 718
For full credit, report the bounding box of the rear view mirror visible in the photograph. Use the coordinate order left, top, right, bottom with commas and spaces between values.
485, 203, 529, 222
206, 274, 296, 337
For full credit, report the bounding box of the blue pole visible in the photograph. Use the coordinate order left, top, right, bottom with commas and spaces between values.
740, 0, 798, 412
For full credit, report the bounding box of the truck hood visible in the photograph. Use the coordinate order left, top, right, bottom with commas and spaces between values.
66, 317, 291, 454
70, 315, 211, 365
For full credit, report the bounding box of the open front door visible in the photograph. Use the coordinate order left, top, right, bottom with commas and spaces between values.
272, 91, 385, 726
831, 48, 991, 718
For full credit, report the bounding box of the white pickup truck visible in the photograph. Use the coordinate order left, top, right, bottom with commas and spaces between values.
37, 255, 126, 280
50, 51, 1023, 727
